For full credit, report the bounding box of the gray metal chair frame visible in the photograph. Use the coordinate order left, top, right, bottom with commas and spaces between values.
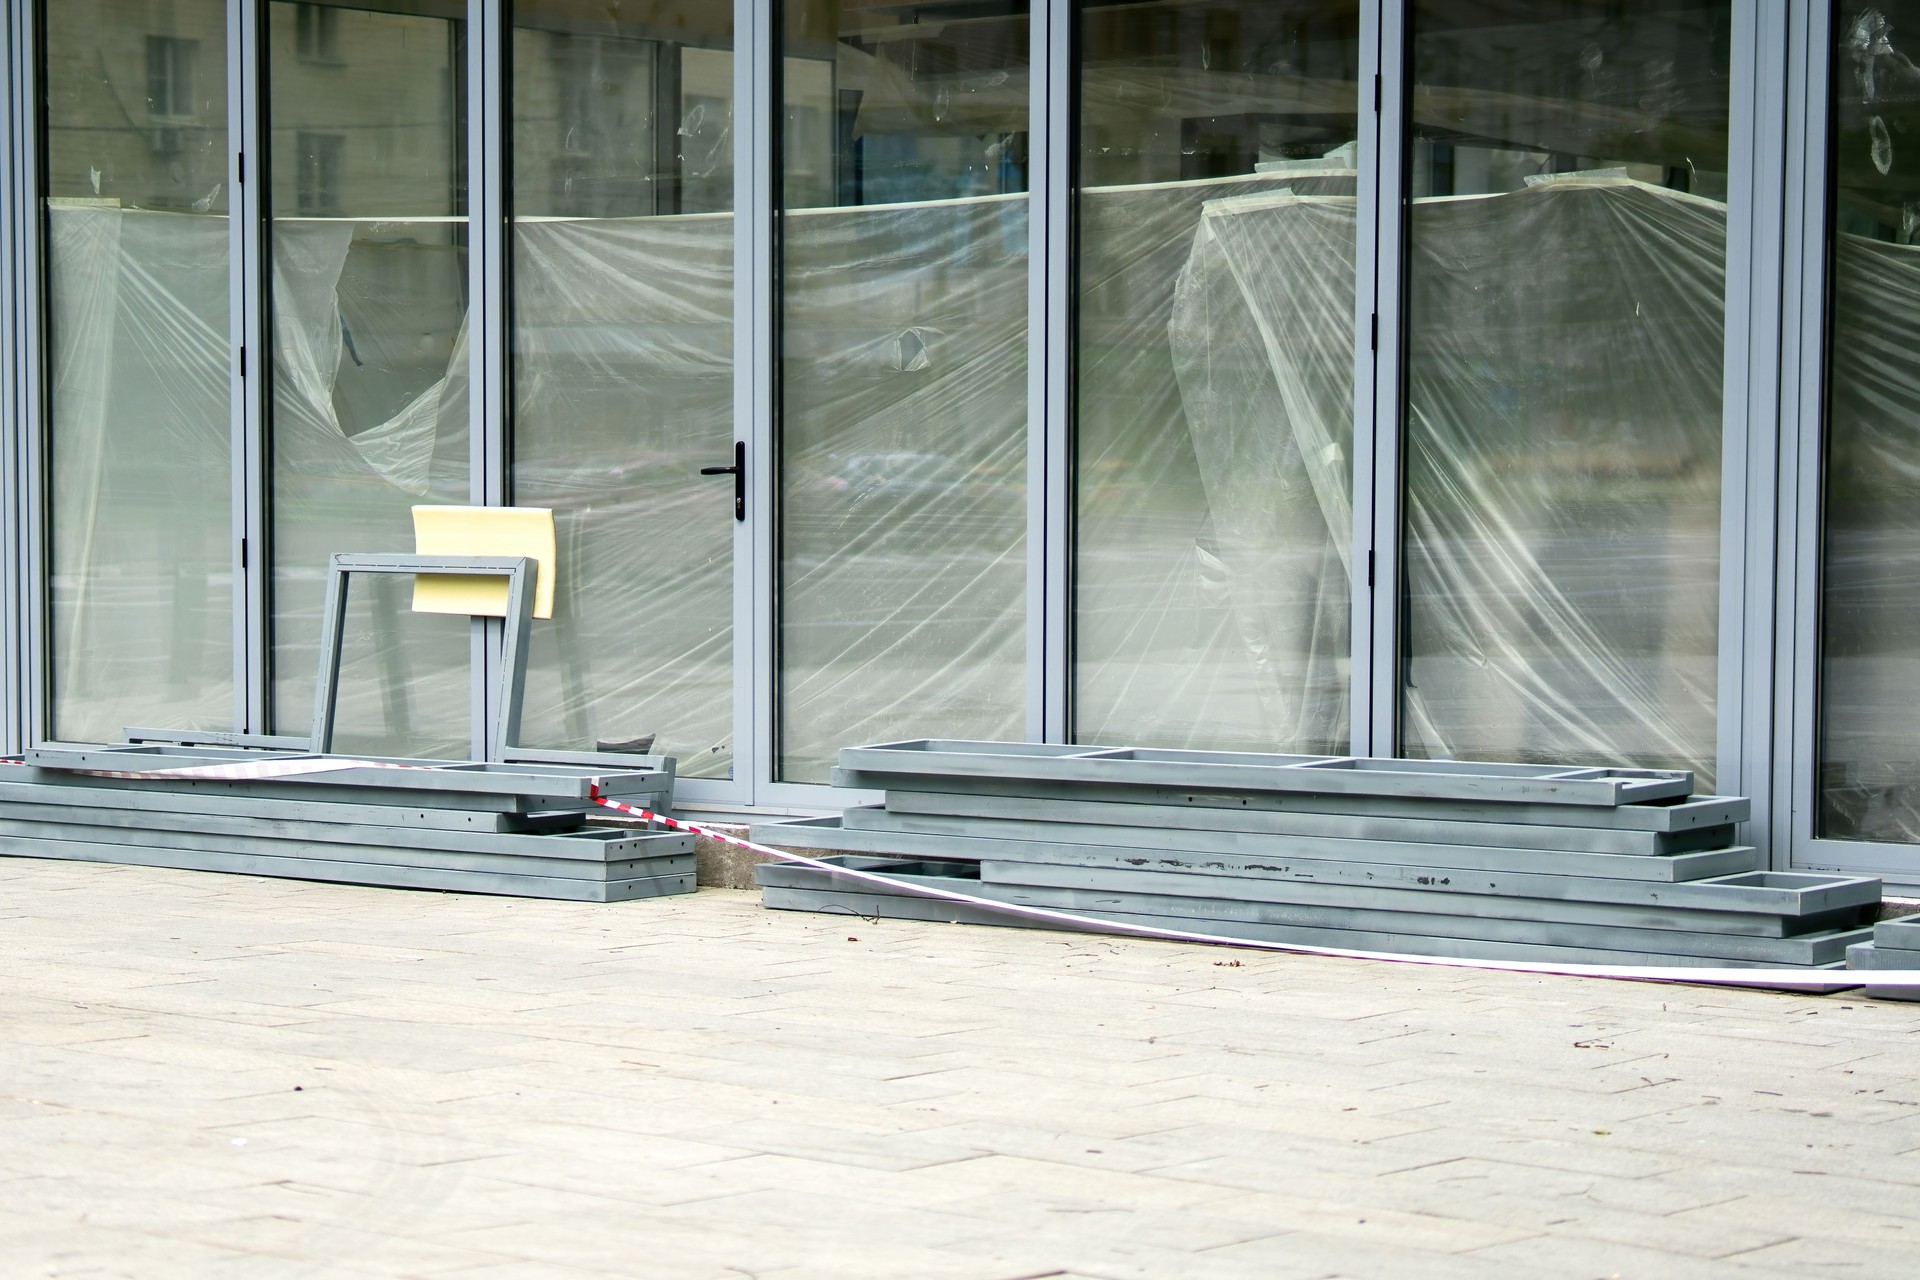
311, 553, 535, 762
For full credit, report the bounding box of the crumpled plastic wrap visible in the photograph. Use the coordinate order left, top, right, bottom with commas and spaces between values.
268, 218, 473, 757
1819, 233, 1920, 844
47, 177, 1817, 798
1075, 171, 1351, 752
778, 193, 1029, 781
510, 213, 736, 777
45, 205, 233, 742
1400, 177, 1725, 788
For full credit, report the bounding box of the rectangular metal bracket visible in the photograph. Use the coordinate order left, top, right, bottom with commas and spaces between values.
311, 554, 535, 762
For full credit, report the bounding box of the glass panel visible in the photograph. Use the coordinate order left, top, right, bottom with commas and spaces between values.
508, 1, 736, 779
1072, 1, 1360, 754
267, 0, 471, 757
41, 0, 233, 740
1401, 1, 1731, 786
1819, 2, 1920, 843
776, 0, 1030, 782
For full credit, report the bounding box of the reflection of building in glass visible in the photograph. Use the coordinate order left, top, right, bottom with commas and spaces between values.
43, 2, 229, 210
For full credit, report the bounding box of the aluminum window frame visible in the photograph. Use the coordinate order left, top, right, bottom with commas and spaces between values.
0, 1, 1841, 837
1379, 0, 1789, 861
1778, 0, 1920, 891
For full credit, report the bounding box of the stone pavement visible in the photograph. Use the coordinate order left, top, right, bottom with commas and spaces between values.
2, 857, 1918, 1280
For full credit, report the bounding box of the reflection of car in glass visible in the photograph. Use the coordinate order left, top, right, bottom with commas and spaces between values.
826, 451, 972, 503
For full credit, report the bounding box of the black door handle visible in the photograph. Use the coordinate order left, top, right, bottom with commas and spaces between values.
699, 441, 746, 521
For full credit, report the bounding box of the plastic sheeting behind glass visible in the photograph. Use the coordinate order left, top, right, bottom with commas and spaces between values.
1074, 0, 1358, 753
1818, 2, 1920, 845
508, 1, 736, 777
42, 0, 233, 741
267, 1, 471, 757
1401, 1, 1731, 788
777, 1, 1030, 782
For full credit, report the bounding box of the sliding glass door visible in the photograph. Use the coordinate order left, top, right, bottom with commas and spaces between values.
1784, 0, 1920, 884
40, 0, 235, 742
1397, 1, 1733, 788
1070, 0, 1362, 755
775, 0, 1032, 782
506, 0, 741, 784
265, 0, 472, 756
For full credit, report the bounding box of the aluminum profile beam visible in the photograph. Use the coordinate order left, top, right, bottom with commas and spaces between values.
977, 862, 1869, 939
836, 741, 1694, 806
843, 806, 1734, 863
1843, 944, 1920, 1001
15, 751, 670, 802
0, 835, 693, 902
829, 769, 1746, 832
874, 788, 1736, 856
0, 820, 691, 882
750, 815, 1764, 884
0, 798, 688, 862
756, 863, 1853, 977
1871, 916, 1920, 951
0, 778, 604, 833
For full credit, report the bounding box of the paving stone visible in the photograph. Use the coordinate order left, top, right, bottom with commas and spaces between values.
3, 859, 1919, 1279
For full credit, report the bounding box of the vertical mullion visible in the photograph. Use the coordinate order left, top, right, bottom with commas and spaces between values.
1781, 0, 1831, 865
745, 0, 774, 800
1366, 0, 1409, 760
2, 0, 20, 753
1717, 1, 1790, 860
468, 0, 505, 760
1023, 0, 1047, 742
1034, 0, 1070, 744
227, 0, 251, 735
238, 0, 268, 735
1349, 0, 1382, 759
19, 0, 46, 747
1044, 0, 1072, 743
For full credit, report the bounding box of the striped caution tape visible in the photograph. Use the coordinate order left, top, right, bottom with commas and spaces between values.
593, 797, 1920, 995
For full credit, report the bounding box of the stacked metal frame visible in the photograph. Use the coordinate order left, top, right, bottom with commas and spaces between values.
0, 743, 689, 902
750, 740, 1884, 970
1843, 914, 1920, 1000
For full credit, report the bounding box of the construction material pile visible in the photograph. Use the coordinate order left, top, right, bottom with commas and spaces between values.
753, 741, 1884, 970
1846, 916, 1920, 998
0, 744, 689, 902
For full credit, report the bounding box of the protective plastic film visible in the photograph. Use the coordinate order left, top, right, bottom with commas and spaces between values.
510, 214, 735, 776
1401, 178, 1724, 787
266, 0, 471, 758
1076, 172, 1353, 752
41, 0, 234, 742
45, 206, 233, 741
269, 218, 473, 758
779, 194, 1030, 781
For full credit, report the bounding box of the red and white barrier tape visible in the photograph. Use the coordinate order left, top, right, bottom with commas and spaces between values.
594, 797, 1920, 994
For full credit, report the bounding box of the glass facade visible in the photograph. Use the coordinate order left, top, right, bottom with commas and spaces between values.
507, 0, 736, 778
265, 0, 471, 757
775, 0, 1031, 782
1072, 0, 1360, 755
1818, 1, 1920, 845
41, 0, 233, 741
1400, 0, 1732, 788
9, 3, 1918, 880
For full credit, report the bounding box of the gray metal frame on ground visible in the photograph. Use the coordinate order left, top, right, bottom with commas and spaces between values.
311, 554, 534, 760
